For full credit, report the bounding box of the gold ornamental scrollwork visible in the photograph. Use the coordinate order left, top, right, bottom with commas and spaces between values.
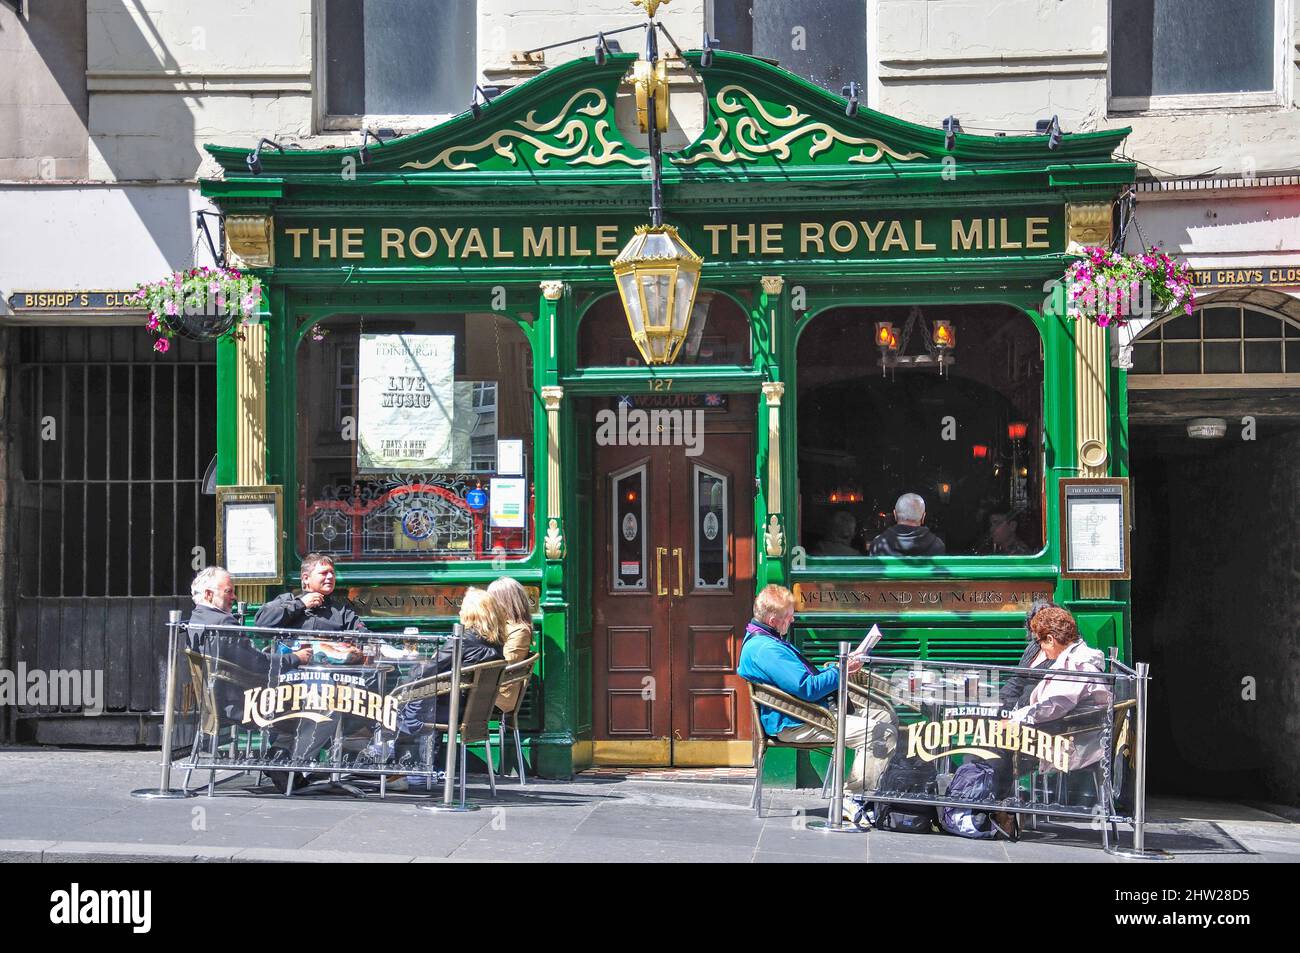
401, 89, 648, 171
764, 514, 785, 558
674, 85, 926, 167
225, 215, 274, 269
544, 518, 565, 560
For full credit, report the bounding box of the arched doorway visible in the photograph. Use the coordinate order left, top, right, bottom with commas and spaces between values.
1127, 294, 1300, 802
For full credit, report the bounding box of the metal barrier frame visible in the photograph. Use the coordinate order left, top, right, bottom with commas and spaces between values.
811, 648, 1170, 858
132, 617, 484, 811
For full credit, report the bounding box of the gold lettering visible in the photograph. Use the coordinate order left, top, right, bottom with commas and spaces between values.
351, 689, 366, 717
312, 228, 337, 259
491, 227, 514, 258
913, 219, 937, 251
408, 226, 437, 259
438, 227, 465, 258
987, 218, 997, 249
923, 721, 942, 750
291, 683, 307, 710
882, 220, 908, 252
971, 719, 988, 747
568, 225, 592, 257
366, 692, 382, 723
800, 222, 825, 253
596, 224, 620, 257
859, 219, 885, 251
952, 219, 982, 251
462, 228, 488, 258
1025, 217, 1050, 249
1052, 736, 1071, 772
998, 217, 1022, 249
285, 227, 309, 258
760, 222, 784, 254
1035, 730, 1050, 761
341, 227, 364, 259
523, 227, 553, 258
957, 718, 974, 742
731, 223, 756, 254
989, 719, 1004, 751
1019, 725, 1036, 754
702, 224, 727, 256
828, 220, 857, 253
381, 227, 406, 259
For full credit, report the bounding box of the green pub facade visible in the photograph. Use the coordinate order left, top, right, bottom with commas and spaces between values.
201, 51, 1136, 783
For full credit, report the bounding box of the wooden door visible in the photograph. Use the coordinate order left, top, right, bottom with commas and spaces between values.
592, 396, 755, 766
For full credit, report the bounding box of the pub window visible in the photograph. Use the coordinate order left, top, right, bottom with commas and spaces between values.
577, 291, 752, 367
1130, 305, 1300, 379
1109, 0, 1284, 109
296, 312, 535, 561
318, 0, 477, 130
709, 0, 868, 94
797, 305, 1045, 558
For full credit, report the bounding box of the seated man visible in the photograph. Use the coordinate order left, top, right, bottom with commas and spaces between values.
738, 585, 896, 825
989, 512, 1031, 555
254, 552, 367, 661
868, 493, 946, 556
189, 566, 312, 668
811, 510, 861, 556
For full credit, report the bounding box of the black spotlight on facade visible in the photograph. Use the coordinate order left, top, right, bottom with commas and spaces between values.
842, 81, 860, 118
245, 137, 285, 175
943, 116, 962, 151
1036, 114, 1062, 150
470, 85, 502, 119
594, 32, 623, 64
700, 32, 721, 67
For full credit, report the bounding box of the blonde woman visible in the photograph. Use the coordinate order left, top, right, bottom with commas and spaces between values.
391, 588, 505, 790
487, 577, 535, 713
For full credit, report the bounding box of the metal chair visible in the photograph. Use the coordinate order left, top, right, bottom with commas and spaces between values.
747, 684, 839, 817
389, 659, 507, 800
181, 647, 271, 795
485, 652, 539, 786
1018, 699, 1136, 850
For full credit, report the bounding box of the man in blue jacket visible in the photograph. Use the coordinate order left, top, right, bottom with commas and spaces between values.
739, 585, 896, 813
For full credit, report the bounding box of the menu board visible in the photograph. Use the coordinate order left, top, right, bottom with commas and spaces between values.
216, 485, 283, 584
1060, 478, 1131, 579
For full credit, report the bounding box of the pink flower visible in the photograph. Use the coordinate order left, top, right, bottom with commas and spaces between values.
164, 298, 178, 316
209, 281, 220, 294
153, 337, 170, 353
146, 314, 160, 331
241, 294, 257, 314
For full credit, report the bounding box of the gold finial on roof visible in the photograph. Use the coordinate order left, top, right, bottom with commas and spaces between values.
633, 0, 669, 19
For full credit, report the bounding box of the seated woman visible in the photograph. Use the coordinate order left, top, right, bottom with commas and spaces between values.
390, 588, 506, 789
487, 577, 535, 715
1010, 606, 1112, 759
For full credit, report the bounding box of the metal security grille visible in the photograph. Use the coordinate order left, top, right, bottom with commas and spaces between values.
10, 327, 216, 728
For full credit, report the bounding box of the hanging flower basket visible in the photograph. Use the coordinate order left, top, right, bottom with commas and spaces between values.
1063, 245, 1196, 329
133, 266, 263, 353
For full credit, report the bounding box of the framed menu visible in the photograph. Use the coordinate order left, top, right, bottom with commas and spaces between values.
1059, 478, 1131, 580
216, 485, 284, 584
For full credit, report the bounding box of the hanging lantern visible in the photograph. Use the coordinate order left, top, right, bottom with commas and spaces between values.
875, 321, 898, 349
932, 319, 955, 349
971, 444, 989, 460
1007, 421, 1029, 441
612, 224, 704, 365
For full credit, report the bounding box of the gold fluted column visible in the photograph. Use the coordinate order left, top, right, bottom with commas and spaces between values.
1068, 203, 1113, 599
235, 322, 269, 603
761, 381, 785, 557
541, 385, 564, 559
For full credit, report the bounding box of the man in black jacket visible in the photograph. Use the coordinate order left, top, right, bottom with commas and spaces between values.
253, 553, 368, 643
868, 493, 946, 556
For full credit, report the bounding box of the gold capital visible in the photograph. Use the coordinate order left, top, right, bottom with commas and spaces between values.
760, 275, 785, 296
541, 385, 564, 411
1066, 203, 1112, 248
761, 381, 785, 406
540, 280, 565, 301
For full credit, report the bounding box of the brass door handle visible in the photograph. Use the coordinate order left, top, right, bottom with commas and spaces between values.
673, 547, 683, 596
656, 547, 668, 596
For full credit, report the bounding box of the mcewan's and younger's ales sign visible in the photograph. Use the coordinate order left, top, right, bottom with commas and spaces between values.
276, 207, 1064, 267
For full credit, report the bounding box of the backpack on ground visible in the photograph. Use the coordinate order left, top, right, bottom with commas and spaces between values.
869, 758, 938, 834
938, 760, 1003, 840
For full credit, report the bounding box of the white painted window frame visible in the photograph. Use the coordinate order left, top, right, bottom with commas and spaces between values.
1107, 0, 1290, 114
